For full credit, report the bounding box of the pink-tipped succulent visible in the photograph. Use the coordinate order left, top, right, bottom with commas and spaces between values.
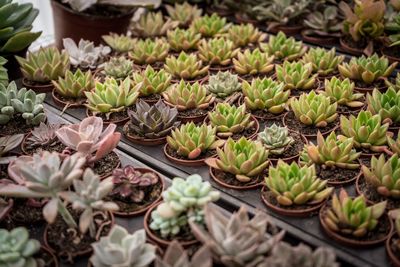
55, 116, 121, 165
110, 165, 159, 203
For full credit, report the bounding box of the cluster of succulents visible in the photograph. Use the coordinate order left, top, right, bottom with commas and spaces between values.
164, 52, 208, 80
261, 32, 307, 62
103, 56, 134, 80
321, 77, 364, 108
129, 38, 170, 65
102, 33, 136, 53
233, 48, 274, 76
276, 61, 317, 91
52, 69, 94, 99
258, 124, 294, 155
131, 11, 179, 38
133, 65, 171, 97
301, 48, 344, 76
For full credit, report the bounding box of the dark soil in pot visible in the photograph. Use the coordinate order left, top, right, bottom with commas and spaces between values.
209, 115, 259, 140
22, 78, 54, 93
339, 36, 368, 56
139, 94, 162, 105
38, 246, 59, 267
171, 74, 209, 84
300, 30, 337, 46
234, 13, 258, 26
238, 72, 275, 82
289, 82, 321, 98
353, 79, 387, 94
315, 164, 361, 186
21, 132, 66, 155
267, 131, 306, 165
382, 46, 400, 64
209, 166, 266, 190
177, 105, 213, 124
0, 116, 41, 136
123, 122, 168, 146
387, 232, 400, 267
164, 144, 216, 167
137, 61, 165, 71
52, 90, 86, 110
208, 64, 233, 74
317, 72, 339, 84
261, 186, 325, 217
86, 108, 130, 125
92, 151, 121, 178
336, 103, 365, 116
319, 201, 392, 247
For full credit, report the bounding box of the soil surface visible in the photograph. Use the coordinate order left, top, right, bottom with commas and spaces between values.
53, 91, 86, 107
268, 131, 305, 160
0, 116, 35, 136
284, 111, 338, 136
23, 140, 66, 155
315, 164, 360, 184
212, 168, 265, 187
357, 176, 400, 210
166, 145, 216, 161
92, 151, 120, 177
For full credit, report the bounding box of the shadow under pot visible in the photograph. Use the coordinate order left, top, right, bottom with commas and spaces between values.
268, 24, 303, 36
43, 210, 114, 264
86, 108, 130, 126
107, 168, 165, 217
163, 144, 216, 167
319, 202, 392, 248
22, 78, 54, 93
268, 131, 307, 166
143, 202, 199, 248
381, 46, 400, 64
51, 89, 86, 111
261, 186, 326, 217
21, 131, 66, 155
386, 232, 400, 267
123, 121, 168, 146
313, 161, 362, 186
300, 30, 338, 46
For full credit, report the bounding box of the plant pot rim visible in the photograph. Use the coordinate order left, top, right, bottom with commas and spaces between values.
209, 166, 265, 190
300, 30, 337, 46
41, 245, 59, 267
123, 122, 168, 146
205, 115, 260, 140
261, 186, 325, 217
268, 24, 303, 35
208, 64, 234, 72
143, 202, 199, 248
339, 37, 364, 56
319, 204, 392, 247
85, 108, 129, 125
51, 89, 86, 110
386, 232, 400, 267
112, 168, 165, 217
163, 143, 211, 167
22, 78, 54, 93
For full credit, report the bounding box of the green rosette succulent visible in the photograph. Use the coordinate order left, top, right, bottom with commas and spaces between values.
52, 69, 94, 99
133, 65, 171, 97
205, 137, 269, 182
16, 47, 70, 83
129, 38, 170, 65
165, 2, 202, 27
0, 56, 7, 86
167, 28, 201, 52
275, 61, 317, 91
367, 88, 400, 125
205, 71, 241, 99
164, 52, 209, 80
190, 13, 230, 38
388, 132, 400, 155
290, 91, 337, 127
306, 131, 360, 169
242, 77, 289, 114
258, 124, 294, 155
233, 48, 274, 76
303, 6, 342, 38
338, 54, 397, 85
265, 161, 333, 206
339, 111, 389, 152
198, 37, 239, 66
167, 122, 224, 160
131, 11, 178, 38
103, 56, 134, 80
102, 33, 136, 53
321, 77, 364, 108
324, 188, 386, 237
208, 103, 254, 138
261, 31, 307, 62
301, 48, 344, 76
226, 23, 266, 48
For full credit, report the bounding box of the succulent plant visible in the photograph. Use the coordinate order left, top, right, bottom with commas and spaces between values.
339, 111, 389, 152
127, 99, 180, 139
323, 188, 386, 237
265, 161, 333, 206
367, 88, 400, 125
258, 124, 294, 155
102, 33, 136, 53
385, 14, 400, 47
226, 23, 266, 48
90, 226, 156, 267
233, 48, 274, 76
321, 77, 364, 108
166, 28, 201, 52
132, 65, 171, 97
25, 123, 61, 150
290, 91, 337, 127
56, 116, 121, 164
205, 71, 241, 99
338, 54, 397, 85
190, 205, 285, 267
103, 57, 134, 80
149, 208, 188, 238
129, 38, 170, 65
155, 240, 211, 267
85, 78, 140, 118
165, 2, 202, 27
16, 47, 70, 83
261, 32, 307, 62
306, 131, 360, 169
303, 6, 342, 38
0, 1, 41, 54
0, 56, 7, 86
276, 61, 317, 91
63, 38, 111, 70
162, 80, 214, 111
166, 122, 223, 159
164, 52, 208, 80
242, 77, 289, 114
301, 48, 344, 76
0, 227, 41, 267
205, 137, 269, 182
208, 103, 254, 138
198, 37, 239, 66
52, 69, 94, 99
388, 132, 400, 155
386, 73, 400, 91
0, 134, 24, 165
190, 13, 230, 38
131, 11, 178, 38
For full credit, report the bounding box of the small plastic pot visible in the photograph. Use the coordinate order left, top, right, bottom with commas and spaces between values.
123, 122, 167, 146
386, 232, 400, 267
51, 89, 86, 110
22, 78, 54, 93
300, 30, 337, 46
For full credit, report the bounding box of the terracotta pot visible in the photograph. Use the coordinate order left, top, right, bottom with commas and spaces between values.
261, 186, 325, 217
86, 108, 129, 125
268, 24, 303, 35
41, 246, 59, 267
319, 204, 392, 247
52, 89, 86, 110
112, 168, 164, 217
123, 122, 167, 146
209, 166, 265, 190
386, 232, 400, 267
300, 30, 337, 46
163, 144, 212, 167
339, 37, 364, 56
50, 0, 134, 49
3, 48, 27, 81
267, 132, 307, 166
143, 203, 199, 248
22, 78, 53, 93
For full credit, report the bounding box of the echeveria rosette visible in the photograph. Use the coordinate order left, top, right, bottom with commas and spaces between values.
233, 48, 274, 76
103, 56, 134, 80
52, 68, 94, 99
206, 71, 241, 99
226, 23, 266, 48
133, 65, 172, 97
190, 13, 230, 38
198, 37, 239, 66
321, 77, 364, 108
301, 47, 345, 76
164, 52, 209, 80
166, 28, 201, 52
303, 5, 342, 38
131, 11, 178, 38
367, 88, 400, 125
275, 61, 317, 91
165, 2, 202, 27
129, 38, 170, 65
261, 31, 307, 62
257, 124, 294, 156
102, 33, 136, 53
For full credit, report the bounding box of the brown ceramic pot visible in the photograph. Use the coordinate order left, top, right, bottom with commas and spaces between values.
22, 78, 53, 93
123, 122, 168, 146
386, 232, 400, 267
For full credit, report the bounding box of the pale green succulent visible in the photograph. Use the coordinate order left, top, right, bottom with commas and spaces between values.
190, 13, 230, 37
132, 65, 171, 97
166, 28, 201, 52
261, 31, 307, 62
205, 71, 241, 99
233, 48, 274, 75
129, 38, 170, 65
52, 69, 94, 99
386, 73, 400, 91
131, 11, 178, 38
275, 61, 317, 91
102, 33, 136, 53
0, 56, 7, 86
103, 57, 134, 80
301, 48, 344, 76
164, 52, 208, 80
198, 37, 239, 66
226, 23, 266, 48
321, 77, 364, 108
367, 88, 400, 125
258, 124, 294, 155
165, 2, 202, 27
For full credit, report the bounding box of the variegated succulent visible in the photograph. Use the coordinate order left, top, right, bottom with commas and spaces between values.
165, 2, 202, 27
131, 11, 178, 38
52, 69, 94, 99
233, 48, 274, 76
164, 52, 208, 80
367, 88, 400, 125
102, 33, 136, 53
262, 32, 307, 62
198, 37, 239, 66
133, 65, 172, 97
226, 23, 266, 48
166, 28, 201, 52
301, 48, 344, 76
321, 77, 364, 108
190, 13, 230, 37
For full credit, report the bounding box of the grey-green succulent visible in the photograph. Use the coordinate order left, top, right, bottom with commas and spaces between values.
258, 124, 294, 155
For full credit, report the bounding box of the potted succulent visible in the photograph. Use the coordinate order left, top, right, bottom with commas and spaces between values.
84, 77, 140, 124
165, 2, 202, 28
129, 38, 170, 70
162, 80, 214, 123
164, 52, 209, 83
301, 48, 345, 81
303, 131, 362, 185
386, 209, 400, 266
319, 188, 391, 247
0, 134, 24, 178
166, 28, 201, 53
198, 37, 239, 72
144, 174, 220, 247
205, 137, 269, 189
367, 88, 400, 130
338, 54, 397, 93
16, 47, 70, 93
286, 91, 338, 138
205, 71, 242, 104
123, 100, 180, 146
226, 23, 267, 48
21, 123, 65, 155
258, 124, 305, 164
242, 77, 289, 121
190, 13, 231, 38
164, 122, 224, 166
101, 57, 135, 81
207, 103, 259, 140
102, 33, 136, 55
55, 116, 121, 178
382, 13, 400, 62
262, 160, 333, 217
131, 11, 178, 38
233, 48, 274, 81
107, 165, 164, 217
261, 31, 307, 63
